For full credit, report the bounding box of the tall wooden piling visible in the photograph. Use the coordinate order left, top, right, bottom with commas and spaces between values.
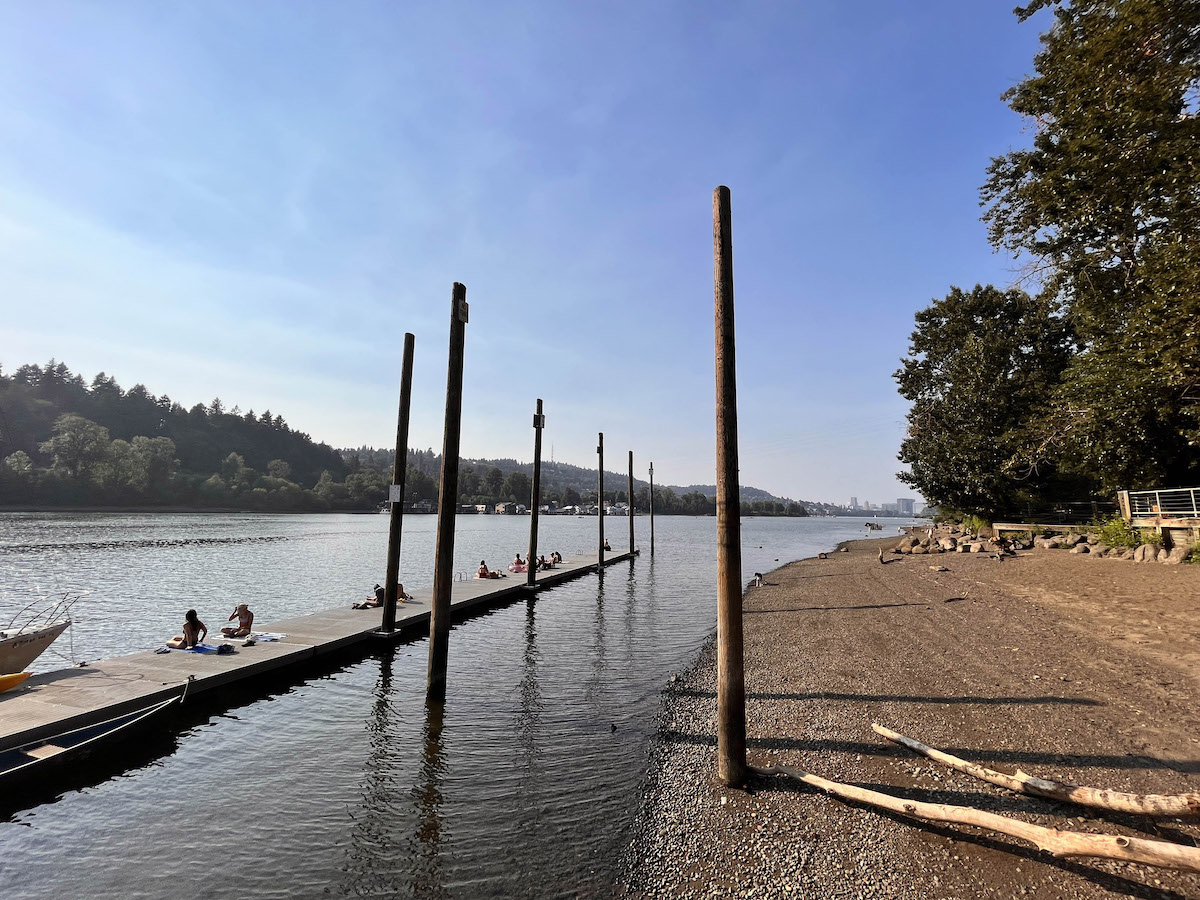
381, 333, 415, 633
713, 185, 747, 786
526, 399, 545, 586
649, 461, 655, 556
597, 432, 605, 569
627, 450, 635, 554
428, 283, 468, 704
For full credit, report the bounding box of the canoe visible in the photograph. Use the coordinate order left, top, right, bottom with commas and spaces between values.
0, 673, 31, 695
0, 619, 71, 674
0, 693, 181, 785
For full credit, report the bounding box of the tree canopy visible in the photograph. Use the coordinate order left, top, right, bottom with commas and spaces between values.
900, 0, 1200, 516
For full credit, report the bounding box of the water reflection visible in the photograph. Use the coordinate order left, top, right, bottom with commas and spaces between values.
410, 700, 447, 899
514, 597, 545, 842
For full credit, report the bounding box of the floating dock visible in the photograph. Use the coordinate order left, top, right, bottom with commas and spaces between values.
0, 551, 635, 753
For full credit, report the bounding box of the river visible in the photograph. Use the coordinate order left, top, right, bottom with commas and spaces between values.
0, 512, 906, 898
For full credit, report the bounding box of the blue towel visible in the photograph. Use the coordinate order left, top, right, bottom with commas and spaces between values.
183, 643, 221, 653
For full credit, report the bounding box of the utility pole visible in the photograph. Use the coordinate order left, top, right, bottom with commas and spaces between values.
428, 283, 468, 704
713, 185, 746, 786
381, 333, 415, 633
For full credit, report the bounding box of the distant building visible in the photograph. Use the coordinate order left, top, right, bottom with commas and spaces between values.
850, 496, 858, 510
896, 498, 915, 516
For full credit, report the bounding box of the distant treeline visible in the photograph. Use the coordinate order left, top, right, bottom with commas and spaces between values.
0, 361, 808, 516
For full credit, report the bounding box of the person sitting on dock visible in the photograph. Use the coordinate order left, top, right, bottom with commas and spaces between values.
603, 539, 612, 551
536, 554, 551, 570
167, 609, 207, 649
352, 584, 386, 609
550, 551, 562, 564
477, 561, 504, 579
509, 553, 528, 573
221, 603, 254, 637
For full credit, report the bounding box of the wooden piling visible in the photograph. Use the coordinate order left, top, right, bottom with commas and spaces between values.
649, 461, 655, 556
428, 283, 468, 703
713, 185, 747, 786
381, 333, 415, 633
526, 399, 545, 586
627, 450, 635, 554
597, 432, 605, 569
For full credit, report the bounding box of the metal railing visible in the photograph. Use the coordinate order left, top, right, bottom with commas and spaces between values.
1124, 488, 1200, 519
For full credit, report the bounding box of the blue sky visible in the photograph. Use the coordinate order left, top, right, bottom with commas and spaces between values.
0, 1, 1045, 505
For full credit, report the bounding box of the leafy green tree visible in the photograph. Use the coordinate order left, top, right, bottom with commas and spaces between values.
895, 285, 1075, 518
131, 436, 178, 494
4, 451, 34, 477
503, 471, 530, 503
40, 414, 111, 481
981, 0, 1200, 490
484, 466, 504, 498
267, 459, 292, 481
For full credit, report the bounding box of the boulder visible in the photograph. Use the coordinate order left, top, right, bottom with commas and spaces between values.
1043, 538, 1062, 550
1090, 543, 1110, 557
1061, 533, 1083, 546
1157, 548, 1170, 562
1164, 547, 1191, 565
938, 537, 957, 551
1118, 548, 1136, 560
1069, 543, 1090, 554
1132, 544, 1157, 563
911, 544, 928, 554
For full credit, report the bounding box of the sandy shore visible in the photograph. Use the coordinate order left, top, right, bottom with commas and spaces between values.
620, 539, 1200, 899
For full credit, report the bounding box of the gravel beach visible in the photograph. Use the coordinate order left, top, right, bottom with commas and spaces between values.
620, 538, 1200, 899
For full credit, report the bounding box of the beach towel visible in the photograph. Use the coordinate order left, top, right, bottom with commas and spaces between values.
183, 643, 221, 653
251, 632, 287, 642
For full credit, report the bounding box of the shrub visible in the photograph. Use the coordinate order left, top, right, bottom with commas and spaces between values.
1093, 515, 1162, 548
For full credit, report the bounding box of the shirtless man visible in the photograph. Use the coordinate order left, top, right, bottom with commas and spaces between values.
167, 609, 207, 649
222, 603, 254, 637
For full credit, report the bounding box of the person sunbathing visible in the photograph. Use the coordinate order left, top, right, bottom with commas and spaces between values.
167, 609, 207, 649
221, 603, 254, 637
353, 583, 386, 609
477, 561, 503, 579
536, 555, 551, 570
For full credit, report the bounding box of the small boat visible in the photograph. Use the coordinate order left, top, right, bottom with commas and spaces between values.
0, 620, 71, 674
0, 693, 181, 785
0, 672, 32, 695
0, 593, 79, 674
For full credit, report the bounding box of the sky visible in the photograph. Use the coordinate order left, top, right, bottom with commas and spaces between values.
0, 1, 1046, 506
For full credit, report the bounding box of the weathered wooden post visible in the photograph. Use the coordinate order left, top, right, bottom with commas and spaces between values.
627, 450, 635, 554
649, 461, 655, 556
427, 283, 468, 704
381, 332, 415, 633
526, 399, 545, 586
597, 432, 605, 569
713, 185, 747, 786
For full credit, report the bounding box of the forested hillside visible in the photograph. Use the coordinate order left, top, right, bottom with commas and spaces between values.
0, 360, 807, 515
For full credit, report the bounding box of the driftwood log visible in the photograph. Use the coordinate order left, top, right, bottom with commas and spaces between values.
751, 764, 1200, 874
872, 723, 1200, 819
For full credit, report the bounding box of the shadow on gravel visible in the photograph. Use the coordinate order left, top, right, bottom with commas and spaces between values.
751, 771, 1193, 900
657, 730, 1199, 772
669, 687, 1102, 706
745, 601, 926, 613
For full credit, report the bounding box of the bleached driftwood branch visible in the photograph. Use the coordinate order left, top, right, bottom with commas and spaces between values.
872, 723, 1200, 819
751, 764, 1200, 874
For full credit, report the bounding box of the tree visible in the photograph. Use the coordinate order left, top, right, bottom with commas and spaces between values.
503, 471, 530, 503
484, 466, 504, 498
981, 0, 1200, 490
895, 285, 1075, 518
40, 414, 111, 481
267, 459, 292, 481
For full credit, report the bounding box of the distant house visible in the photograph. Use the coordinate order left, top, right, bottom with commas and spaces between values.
496, 502, 517, 515
474, 504, 491, 514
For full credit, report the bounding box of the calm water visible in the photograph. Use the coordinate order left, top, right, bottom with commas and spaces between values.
0, 512, 903, 899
